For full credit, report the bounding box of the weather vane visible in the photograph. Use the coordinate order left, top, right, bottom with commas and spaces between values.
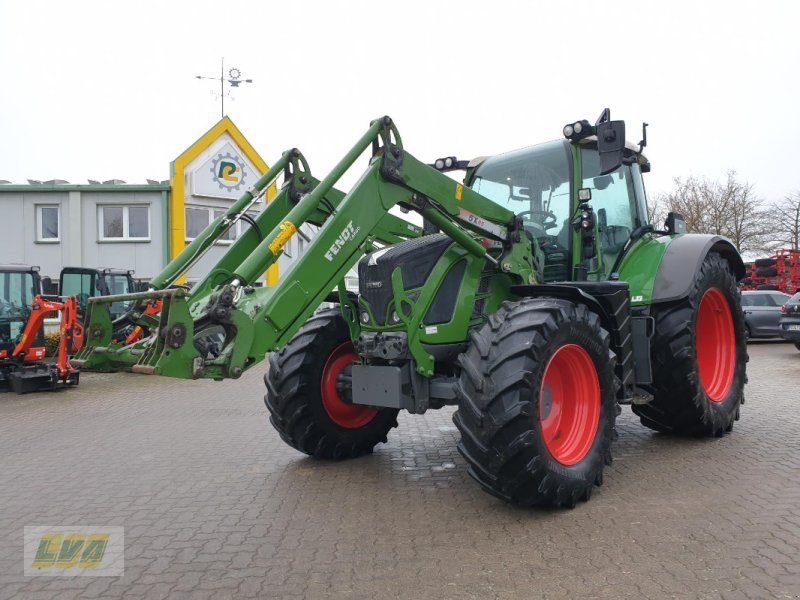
196, 57, 253, 118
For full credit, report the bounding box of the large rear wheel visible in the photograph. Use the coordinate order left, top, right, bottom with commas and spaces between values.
453, 298, 617, 508
264, 309, 399, 459
633, 252, 747, 436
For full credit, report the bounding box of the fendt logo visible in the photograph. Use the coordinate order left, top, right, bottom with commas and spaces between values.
24, 526, 124, 576
324, 221, 361, 261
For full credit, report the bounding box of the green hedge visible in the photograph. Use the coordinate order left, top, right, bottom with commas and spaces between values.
44, 333, 61, 357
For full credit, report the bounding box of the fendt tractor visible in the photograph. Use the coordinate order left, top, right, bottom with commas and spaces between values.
74, 110, 748, 507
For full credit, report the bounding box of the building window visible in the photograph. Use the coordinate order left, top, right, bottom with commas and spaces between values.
99, 205, 150, 241
185, 207, 210, 239
185, 206, 255, 243
36, 205, 60, 242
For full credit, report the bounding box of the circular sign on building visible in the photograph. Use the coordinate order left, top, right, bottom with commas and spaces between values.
210, 152, 247, 192
191, 142, 253, 200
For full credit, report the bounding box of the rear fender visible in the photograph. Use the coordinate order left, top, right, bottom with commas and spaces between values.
620, 234, 744, 306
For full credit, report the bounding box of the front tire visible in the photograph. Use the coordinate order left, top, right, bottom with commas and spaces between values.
264, 309, 399, 459
633, 252, 747, 436
453, 299, 617, 508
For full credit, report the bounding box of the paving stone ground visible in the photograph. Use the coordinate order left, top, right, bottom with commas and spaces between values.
0, 341, 798, 599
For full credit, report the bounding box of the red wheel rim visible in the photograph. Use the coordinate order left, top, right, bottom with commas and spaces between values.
696, 288, 735, 402
320, 341, 378, 429
538, 344, 600, 466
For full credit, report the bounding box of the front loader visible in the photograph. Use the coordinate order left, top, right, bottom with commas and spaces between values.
74, 111, 747, 507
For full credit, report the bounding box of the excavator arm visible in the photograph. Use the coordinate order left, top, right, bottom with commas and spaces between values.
74, 116, 534, 380
11, 295, 83, 381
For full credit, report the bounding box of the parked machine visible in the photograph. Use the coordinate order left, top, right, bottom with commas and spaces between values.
59, 267, 137, 320
0, 281, 82, 394
74, 111, 748, 507
741, 249, 800, 293
0, 265, 47, 362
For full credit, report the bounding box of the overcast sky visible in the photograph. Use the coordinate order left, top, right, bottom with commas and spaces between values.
1, 1, 798, 203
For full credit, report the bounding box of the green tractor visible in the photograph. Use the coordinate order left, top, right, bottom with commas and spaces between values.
75, 110, 747, 507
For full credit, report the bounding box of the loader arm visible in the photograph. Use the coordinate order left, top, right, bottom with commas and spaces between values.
74, 116, 533, 380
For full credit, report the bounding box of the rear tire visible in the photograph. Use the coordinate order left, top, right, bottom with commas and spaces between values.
264, 309, 399, 459
453, 299, 617, 508
633, 252, 747, 436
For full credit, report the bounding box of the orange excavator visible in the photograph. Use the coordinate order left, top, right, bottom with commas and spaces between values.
0, 294, 83, 393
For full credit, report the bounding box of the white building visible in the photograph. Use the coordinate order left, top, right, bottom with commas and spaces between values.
0, 117, 312, 286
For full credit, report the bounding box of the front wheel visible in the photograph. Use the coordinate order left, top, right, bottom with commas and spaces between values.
633, 252, 747, 436
264, 309, 399, 459
453, 299, 618, 508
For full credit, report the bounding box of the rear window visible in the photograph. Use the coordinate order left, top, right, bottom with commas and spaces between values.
790, 292, 800, 304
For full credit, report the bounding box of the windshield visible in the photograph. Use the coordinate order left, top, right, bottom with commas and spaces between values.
104, 274, 133, 319
471, 140, 572, 281
0, 271, 36, 345
62, 271, 133, 318
0, 271, 36, 320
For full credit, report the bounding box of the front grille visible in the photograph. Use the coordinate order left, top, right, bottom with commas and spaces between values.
358, 235, 454, 325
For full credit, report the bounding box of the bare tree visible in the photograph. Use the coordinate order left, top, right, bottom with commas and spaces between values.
646, 193, 669, 229
653, 171, 773, 254
768, 191, 800, 250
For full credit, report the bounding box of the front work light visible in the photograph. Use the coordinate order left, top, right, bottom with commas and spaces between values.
563, 119, 593, 141
431, 156, 467, 172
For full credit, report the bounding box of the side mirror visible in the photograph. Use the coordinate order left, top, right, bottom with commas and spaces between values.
664, 212, 687, 235
597, 207, 608, 232
593, 175, 613, 190
597, 120, 626, 175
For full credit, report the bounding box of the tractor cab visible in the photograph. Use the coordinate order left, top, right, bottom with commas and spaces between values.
468, 116, 650, 283
0, 265, 45, 361
59, 267, 136, 320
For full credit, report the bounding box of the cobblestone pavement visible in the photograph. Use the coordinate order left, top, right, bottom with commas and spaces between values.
0, 341, 798, 599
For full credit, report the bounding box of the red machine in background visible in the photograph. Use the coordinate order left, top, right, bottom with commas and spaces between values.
741, 249, 800, 294
0, 295, 83, 394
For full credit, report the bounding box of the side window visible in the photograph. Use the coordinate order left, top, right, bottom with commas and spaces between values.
753, 294, 770, 307
581, 148, 637, 277
769, 293, 787, 306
